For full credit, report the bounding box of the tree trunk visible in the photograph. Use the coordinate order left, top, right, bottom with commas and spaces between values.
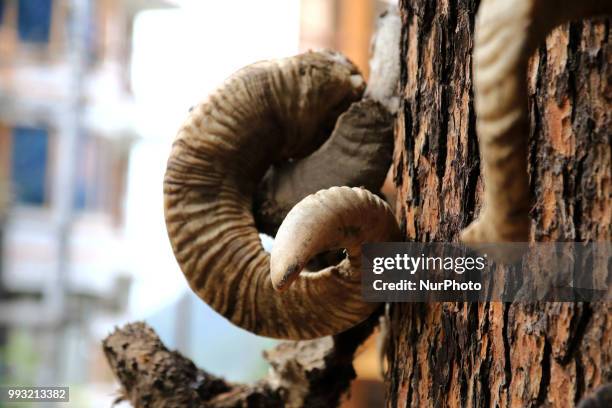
388, 0, 610, 406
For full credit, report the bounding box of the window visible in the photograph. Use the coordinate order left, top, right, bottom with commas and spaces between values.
0, 1, 6, 26
73, 134, 125, 217
72, 133, 128, 224
11, 126, 49, 205
17, 0, 53, 43
73, 134, 102, 211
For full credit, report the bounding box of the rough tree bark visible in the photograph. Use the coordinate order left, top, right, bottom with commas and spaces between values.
103, 314, 380, 408
387, 0, 610, 407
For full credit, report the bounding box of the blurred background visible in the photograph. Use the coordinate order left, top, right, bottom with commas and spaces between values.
0, 0, 395, 406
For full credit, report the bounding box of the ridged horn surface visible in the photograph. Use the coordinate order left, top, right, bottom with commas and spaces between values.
164, 51, 396, 339
271, 186, 400, 291
461, 0, 612, 249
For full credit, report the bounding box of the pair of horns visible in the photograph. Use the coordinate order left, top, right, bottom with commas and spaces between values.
164, 51, 399, 340
461, 0, 612, 249
165, 1, 610, 339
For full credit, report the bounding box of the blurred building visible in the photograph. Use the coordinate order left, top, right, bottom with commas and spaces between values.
300, 0, 394, 79
0, 0, 394, 404
0, 0, 173, 386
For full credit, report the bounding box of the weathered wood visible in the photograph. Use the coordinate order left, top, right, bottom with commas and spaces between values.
103, 314, 379, 408
389, 0, 611, 406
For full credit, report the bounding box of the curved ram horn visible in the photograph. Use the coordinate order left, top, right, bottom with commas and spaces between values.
164, 51, 397, 339
461, 0, 612, 250
271, 186, 400, 291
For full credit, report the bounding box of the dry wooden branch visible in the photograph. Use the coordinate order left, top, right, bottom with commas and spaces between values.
102, 313, 379, 408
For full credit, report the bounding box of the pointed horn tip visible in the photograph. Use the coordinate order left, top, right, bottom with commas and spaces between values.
270, 262, 303, 292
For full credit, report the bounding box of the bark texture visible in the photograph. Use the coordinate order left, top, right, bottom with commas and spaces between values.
389, 0, 610, 406
103, 315, 379, 408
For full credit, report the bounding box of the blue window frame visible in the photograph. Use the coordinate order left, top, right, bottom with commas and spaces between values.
18, 0, 53, 43
11, 126, 49, 205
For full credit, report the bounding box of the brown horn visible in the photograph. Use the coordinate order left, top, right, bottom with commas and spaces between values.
164, 51, 396, 339
461, 0, 612, 252
271, 186, 400, 291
